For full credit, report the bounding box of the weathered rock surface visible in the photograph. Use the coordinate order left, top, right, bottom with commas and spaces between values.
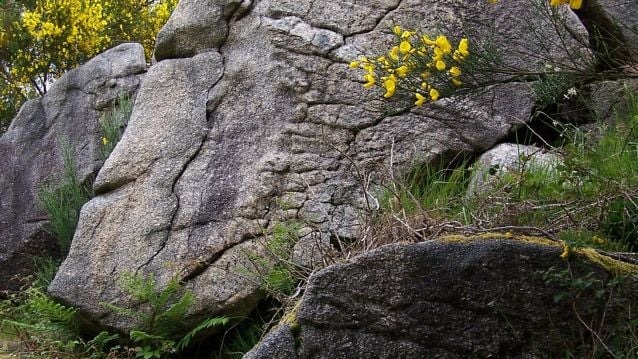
153, 0, 252, 61
0, 43, 146, 294
50, 0, 591, 332
468, 143, 562, 195
247, 239, 638, 358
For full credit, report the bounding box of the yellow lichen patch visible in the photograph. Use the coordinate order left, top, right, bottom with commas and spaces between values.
438, 232, 561, 247
577, 248, 638, 276
438, 232, 638, 276
282, 299, 302, 325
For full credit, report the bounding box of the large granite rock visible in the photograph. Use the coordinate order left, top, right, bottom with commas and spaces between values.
50, 0, 591, 332
0, 43, 146, 294
153, 0, 252, 61
247, 239, 638, 358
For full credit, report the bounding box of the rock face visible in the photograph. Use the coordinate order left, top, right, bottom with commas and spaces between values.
0, 43, 146, 294
50, 0, 590, 331
247, 239, 638, 358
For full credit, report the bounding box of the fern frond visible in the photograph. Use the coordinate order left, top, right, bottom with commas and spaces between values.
176, 316, 230, 351
130, 330, 166, 343
160, 290, 193, 324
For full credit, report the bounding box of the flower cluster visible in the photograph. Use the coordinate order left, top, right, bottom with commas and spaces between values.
549, 0, 582, 9
350, 26, 469, 107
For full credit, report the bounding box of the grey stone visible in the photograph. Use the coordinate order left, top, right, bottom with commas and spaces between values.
468, 143, 562, 196
244, 324, 298, 359
154, 0, 251, 60
292, 232, 335, 270
250, 239, 638, 357
587, 79, 638, 122
51, 0, 593, 332
0, 43, 145, 294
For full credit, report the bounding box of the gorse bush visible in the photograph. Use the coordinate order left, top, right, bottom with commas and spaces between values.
350, 26, 469, 106
37, 143, 92, 254
0, 0, 177, 134
99, 91, 133, 161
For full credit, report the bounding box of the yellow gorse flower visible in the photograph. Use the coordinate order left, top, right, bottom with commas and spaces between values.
350, 25, 470, 107
399, 41, 412, 54
383, 75, 397, 98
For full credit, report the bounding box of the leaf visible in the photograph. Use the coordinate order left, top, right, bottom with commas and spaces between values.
130, 330, 166, 343
176, 316, 230, 351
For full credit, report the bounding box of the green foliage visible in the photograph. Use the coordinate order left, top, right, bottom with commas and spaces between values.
176, 316, 229, 351
380, 160, 471, 220
31, 256, 61, 288
103, 273, 194, 338
214, 319, 263, 359
257, 221, 304, 299
375, 89, 638, 253
0, 0, 176, 135
0, 269, 229, 358
0, 284, 80, 356
103, 272, 229, 358
37, 143, 92, 254
542, 266, 636, 357
99, 91, 133, 161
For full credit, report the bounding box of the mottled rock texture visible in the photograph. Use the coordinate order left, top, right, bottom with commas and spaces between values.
0, 43, 145, 294
50, 0, 591, 332
247, 239, 638, 358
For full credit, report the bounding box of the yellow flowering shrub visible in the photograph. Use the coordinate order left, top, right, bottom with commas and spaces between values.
0, 0, 177, 133
12, 0, 111, 94
103, 0, 178, 59
350, 26, 469, 107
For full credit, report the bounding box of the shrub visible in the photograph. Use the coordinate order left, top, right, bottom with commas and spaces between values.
37, 143, 92, 254
99, 91, 133, 161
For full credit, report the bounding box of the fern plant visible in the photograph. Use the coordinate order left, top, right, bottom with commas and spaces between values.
102, 272, 229, 358
1, 286, 79, 354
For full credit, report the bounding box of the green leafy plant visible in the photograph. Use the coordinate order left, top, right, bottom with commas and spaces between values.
99, 91, 133, 161
0, 273, 80, 357
542, 266, 636, 357
37, 142, 92, 254
102, 272, 229, 358
244, 221, 306, 301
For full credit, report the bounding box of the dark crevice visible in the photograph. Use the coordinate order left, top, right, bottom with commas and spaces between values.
574, 1, 632, 70
179, 237, 253, 282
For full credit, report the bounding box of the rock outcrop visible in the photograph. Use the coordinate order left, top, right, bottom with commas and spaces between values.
247, 238, 638, 358
0, 43, 146, 294
50, 0, 591, 332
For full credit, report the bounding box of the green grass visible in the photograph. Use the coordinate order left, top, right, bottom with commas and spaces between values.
378, 89, 638, 252
379, 160, 471, 220
99, 91, 132, 161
